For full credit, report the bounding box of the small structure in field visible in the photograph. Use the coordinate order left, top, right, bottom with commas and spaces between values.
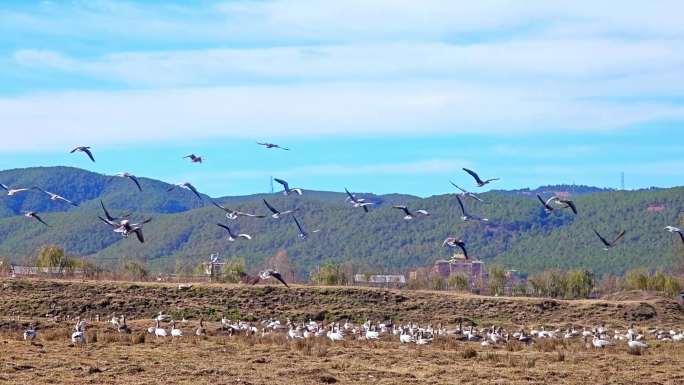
354, 274, 406, 287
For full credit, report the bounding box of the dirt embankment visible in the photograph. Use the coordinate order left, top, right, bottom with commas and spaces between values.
1, 278, 682, 328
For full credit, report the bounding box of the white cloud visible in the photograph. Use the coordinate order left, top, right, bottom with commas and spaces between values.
3, 80, 683, 151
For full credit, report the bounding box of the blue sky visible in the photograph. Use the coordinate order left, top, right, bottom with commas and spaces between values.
1, 1, 683, 197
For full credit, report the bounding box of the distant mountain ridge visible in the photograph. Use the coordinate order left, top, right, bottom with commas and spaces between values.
0, 166, 682, 278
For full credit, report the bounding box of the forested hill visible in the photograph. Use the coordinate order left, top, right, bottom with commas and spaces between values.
0, 166, 682, 277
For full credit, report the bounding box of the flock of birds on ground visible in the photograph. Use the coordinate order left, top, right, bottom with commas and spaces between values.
19, 310, 684, 351
3, 142, 684, 274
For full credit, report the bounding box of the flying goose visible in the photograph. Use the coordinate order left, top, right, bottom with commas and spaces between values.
537, 194, 556, 213
167, 182, 202, 200
216, 223, 252, 241
274, 178, 303, 196
392, 205, 429, 220
0, 184, 31, 196
258, 270, 290, 288
70, 146, 95, 162
594, 229, 626, 250
456, 196, 488, 222
24, 211, 49, 226
550, 196, 578, 215
463, 168, 499, 187
344, 188, 375, 212
263, 199, 295, 219
450, 181, 484, 202
211, 200, 265, 220
442, 237, 469, 259
664, 226, 684, 244
183, 154, 203, 163
32, 187, 78, 206
257, 142, 289, 150
98, 214, 152, 243
113, 172, 142, 191
292, 215, 319, 239
99, 200, 131, 222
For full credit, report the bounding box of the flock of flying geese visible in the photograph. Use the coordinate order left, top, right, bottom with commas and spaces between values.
21, 310, 684, 352
3, 142, 684, 276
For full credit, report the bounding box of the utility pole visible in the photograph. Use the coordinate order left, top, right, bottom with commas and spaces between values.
270, 176, 274, 194
621, 172, 625, 190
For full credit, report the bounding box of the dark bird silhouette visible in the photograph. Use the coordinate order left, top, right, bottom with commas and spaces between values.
183, 154, 203, 163
594, 229, 626, 250
463, 168, 499, 187
70, 146, 95, 162
24, 211, 49, 226
257, 142, 289, 150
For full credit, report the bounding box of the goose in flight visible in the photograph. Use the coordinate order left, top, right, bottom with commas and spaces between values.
292, 215, 319, 239
183, 154, 203, 163
551, 196, 578, 215
263, 199, 296, 219
0, 184, 31, 196
664, 226, 684, 244
274, 178, 303, 196
450, 182, 484, 203
344, 188, 375, 213
392, 205, 429, 220
70, 146, 95, 162
216, 223, 252, 241
594, 229, 626, 250
31, 187, 78, 206
456, 196, 488, 222
211, 200, 265, 220
463, 168, 499, 187
537, 195, 556, 213
259, 269, 290, 288
99, 200, 131, 222
257, 142, 289, 151
25, 211, 49, 226
99, 212, 152, 243
113, 173, 142, 191
168, 182, 202, 200
442, 237, 469, 259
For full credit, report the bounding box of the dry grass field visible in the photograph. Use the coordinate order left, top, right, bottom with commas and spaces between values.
1, 278, 683, 385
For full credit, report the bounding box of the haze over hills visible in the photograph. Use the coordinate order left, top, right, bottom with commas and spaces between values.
0, 166, 682, 278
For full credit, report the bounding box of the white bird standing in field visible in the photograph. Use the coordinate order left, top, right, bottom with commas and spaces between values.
154, 320, 167, 338
627, 334, 648, 349
71, 318, 86, 344
170, 321, 183, 337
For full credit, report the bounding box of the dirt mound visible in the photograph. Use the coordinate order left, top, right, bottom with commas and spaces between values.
602, 290, 672, 301
1, 278, 683, 328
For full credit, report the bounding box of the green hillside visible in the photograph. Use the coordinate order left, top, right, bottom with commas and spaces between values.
0, 167, 682, 278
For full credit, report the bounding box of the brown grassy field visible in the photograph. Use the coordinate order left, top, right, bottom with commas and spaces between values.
1, 278, 683, 384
